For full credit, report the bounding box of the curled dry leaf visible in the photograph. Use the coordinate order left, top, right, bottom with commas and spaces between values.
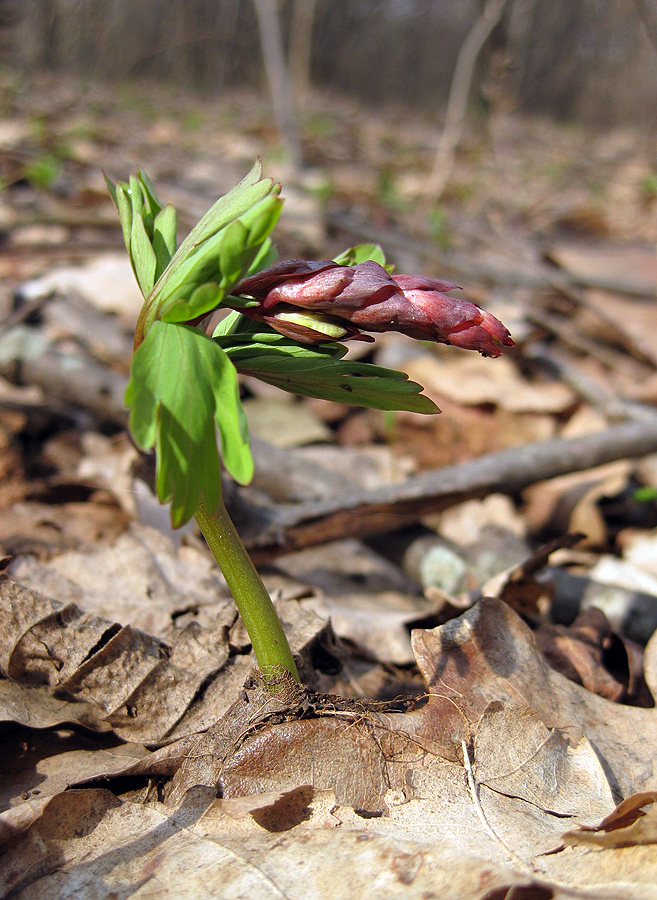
563, 791, 657, 848
522, 460, 632, 544
471, 532, 584, 623
534, 607, 626, 701
139, 598, 652, 828
4, 598, 657, 898
0, 574, 332, 743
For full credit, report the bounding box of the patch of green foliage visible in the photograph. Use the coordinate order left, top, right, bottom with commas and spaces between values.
108, 161, 438, 528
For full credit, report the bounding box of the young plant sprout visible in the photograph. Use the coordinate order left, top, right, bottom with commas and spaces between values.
107, 160, 513, 685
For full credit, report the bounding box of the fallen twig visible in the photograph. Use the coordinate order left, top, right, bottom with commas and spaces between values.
236, 419, 657, 559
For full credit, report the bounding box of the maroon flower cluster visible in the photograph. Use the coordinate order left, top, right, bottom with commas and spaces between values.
234, 259, 514, 357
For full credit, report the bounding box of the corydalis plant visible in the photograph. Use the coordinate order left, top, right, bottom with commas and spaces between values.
108, 159, 513, 684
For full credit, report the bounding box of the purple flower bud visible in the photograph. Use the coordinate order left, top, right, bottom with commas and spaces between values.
234, 259, 513, 357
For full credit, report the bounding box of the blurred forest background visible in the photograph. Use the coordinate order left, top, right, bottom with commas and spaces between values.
3, 0, 657, 127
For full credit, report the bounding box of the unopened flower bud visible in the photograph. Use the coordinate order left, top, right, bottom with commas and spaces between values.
234, 259, 513, 357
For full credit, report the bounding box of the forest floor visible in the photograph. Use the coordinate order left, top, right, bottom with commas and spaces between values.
1, 71, 657, 899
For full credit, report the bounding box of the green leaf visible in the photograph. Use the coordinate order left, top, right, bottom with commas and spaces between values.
137, 169, 163, 222
246, 238, 277, 276
161, 282, 235, 325
216, 330, 439, 415
126, 321, 253, 527
333, 243, 392, 271
154, 192, 283, 320
115, 184, 133, 258
154, 160, 276, 298
130, 210, 158, 296
128, 174, 144, 219
152, 204, 178, 279
211, 310, 246, 338
103, 171, 118, 208
218, 219, 251, 288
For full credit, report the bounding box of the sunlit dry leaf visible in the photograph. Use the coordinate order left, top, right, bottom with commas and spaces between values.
4, 599, 657, 897
8, 522, 235, 637
546, 243, 657, 298
276, 539, 429, 664
0, 567, 333, 744
0, 679, 108, 731
436, 494, 527, 546
582, 289, 657, 367
563, 793, 657, 848
409, 598, 657, 800
404, 353, 575, 413
622, 529, 657, 581
535, 607, 626, 701
522, 460, 632, 541
645, 628, 657, 703
0, 787, 561, 900
471, 533, 583, 623
0, 728, 148, 837
475, 702, 614, 818
213, 785, 314, 831
0, 500, 130, 560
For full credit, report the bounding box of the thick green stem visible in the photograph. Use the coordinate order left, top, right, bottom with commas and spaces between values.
195, 498, 300, 682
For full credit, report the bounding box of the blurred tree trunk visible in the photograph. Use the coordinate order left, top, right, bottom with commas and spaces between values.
289, 0, 316, 103
426, 0, 508, 201
635, 0, 657, 51
253, 0, 302, 168
37, 0, 58, 67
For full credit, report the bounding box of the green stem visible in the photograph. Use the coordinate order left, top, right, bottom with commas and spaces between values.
195, 498, 300, 682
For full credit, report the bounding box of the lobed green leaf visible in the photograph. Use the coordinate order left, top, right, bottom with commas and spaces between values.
152, 204, 178, 279
153, 192, 283, 321
125, 321, 253, 527
216, 328, 439, 414
151, 160, 278, 299
130, 210, 158, 296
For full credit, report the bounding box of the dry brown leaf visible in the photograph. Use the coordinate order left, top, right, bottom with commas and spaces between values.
645, 627, 657, 702
563, 792, 657, 848
468, 534, 583, 623
214, 785, 315, 829
276, 539, 429, 664
581, 289, 657, 367
535, 607, 626, 701
546, 243, 657, 297
8, 522, 236, 637
522, 460, 632, 541
404, 354, 575, 414
436, 494, 527, 546
0, 679, 109, 732
0, 727, 148, 824
242, 396, 332, 447
622, 529, 657, 581
0, 573, 332, 743
4, 598, 657, 898
408, 598, 657, 799
0, 787, 567, 900
0, 499, 130, 559
394, 398, 557, 470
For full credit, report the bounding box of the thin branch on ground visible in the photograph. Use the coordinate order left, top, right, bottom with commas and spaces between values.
235, 418, 657, 559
